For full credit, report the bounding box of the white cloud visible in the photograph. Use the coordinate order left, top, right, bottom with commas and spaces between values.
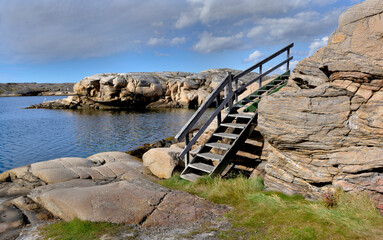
170, 37, 186, 45
244, 50, 264, 63
175, 0, 312, 29
246, 10, 340, 43
193, 31, 244, 54
308, 36, 328, 56
148, 38, 164, 46
0, 0, 185, 63
147, 37, 186, 46
175, 0, 340, 30
0, 0, 353, 63
247, 26, 264, 38
175, 9, 200, 29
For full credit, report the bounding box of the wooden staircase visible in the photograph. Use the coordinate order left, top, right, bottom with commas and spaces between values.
175, 44, 294, 182
181, 72, 290, 181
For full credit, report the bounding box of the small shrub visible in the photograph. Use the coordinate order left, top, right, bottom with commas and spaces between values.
323, 191, 338, 208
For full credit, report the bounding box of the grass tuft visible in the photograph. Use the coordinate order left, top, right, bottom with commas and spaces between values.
41, 218, 124, 240
159, 173, 383, 240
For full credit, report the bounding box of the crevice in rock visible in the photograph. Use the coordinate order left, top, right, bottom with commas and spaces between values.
353, 167, 383, 175
91, 168, 109, 179
3, 175, 12, 182
319, 66, 331, 78
310, 182, 332, 188
56, 160, 68, 169
12, 204, 31, 225
293, 77, 317, 89
64, 159, 75, 168
138, 192, 168, 226
105, 165, 119, 177
342, 11, 383, 27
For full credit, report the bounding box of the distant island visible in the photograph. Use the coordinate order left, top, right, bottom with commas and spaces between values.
0, 82, 74, 97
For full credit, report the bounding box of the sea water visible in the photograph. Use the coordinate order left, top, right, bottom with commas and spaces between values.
0, 96, 210, 172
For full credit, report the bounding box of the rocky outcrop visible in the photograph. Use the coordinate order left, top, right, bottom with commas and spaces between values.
29, 69, 261, 110
258, 0, 383, 213
0, 152, 229, 238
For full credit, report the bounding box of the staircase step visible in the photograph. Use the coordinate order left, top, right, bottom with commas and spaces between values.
197, 152, 224, 161
213, 132, 240, 139
273, 80, 284, 83
181, 173, 201, 182
220, 123, 247, 129
205, 142, 232, 150
189, 162, 214, 173
228, 114, 253, 119
241, 98, 252, 103
258, 89, 267, 93
232, 104, 245, 108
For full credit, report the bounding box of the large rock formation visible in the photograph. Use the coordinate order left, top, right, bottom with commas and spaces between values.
258, 0, 383, 213
0, 152, 229, 238
29, 69, 261, 110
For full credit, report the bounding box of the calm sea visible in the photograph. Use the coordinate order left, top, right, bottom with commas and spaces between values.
0, 96, 209, 173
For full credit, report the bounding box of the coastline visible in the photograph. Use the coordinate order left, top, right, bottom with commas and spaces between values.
0, 92, 75, 97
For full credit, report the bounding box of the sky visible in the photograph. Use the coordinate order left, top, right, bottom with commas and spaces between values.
0, 0, 364, 83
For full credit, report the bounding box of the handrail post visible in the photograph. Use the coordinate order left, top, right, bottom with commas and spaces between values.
287, 48, 290, 71
227, 73, 233, 111
184, 133, 190, 166
259, 65, 263, 89
216, 95, 221, 126
234, 76, 238, 103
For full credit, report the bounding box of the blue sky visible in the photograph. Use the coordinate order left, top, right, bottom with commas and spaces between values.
0, 0, 364, 83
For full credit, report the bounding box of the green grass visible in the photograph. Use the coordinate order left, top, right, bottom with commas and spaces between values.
160, 173, 383, 240
41, 218, 126, 240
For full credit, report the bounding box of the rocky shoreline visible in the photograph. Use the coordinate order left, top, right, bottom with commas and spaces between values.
0, 83, 74, 97
28, 69, 264, 110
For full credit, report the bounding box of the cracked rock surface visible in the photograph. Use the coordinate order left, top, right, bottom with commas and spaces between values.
257, 0, 383, 213
0, 152, 229, 239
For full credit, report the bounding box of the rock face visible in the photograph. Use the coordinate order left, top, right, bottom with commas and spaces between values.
258, 0, 383, 213
29, 69, 261, 110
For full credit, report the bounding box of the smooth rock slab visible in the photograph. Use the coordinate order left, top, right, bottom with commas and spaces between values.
30, 180, 168, 224
87, 151, 141, 164
142, 190, 230, 228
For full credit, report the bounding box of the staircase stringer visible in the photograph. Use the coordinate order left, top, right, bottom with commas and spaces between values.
209, 113, 258, 176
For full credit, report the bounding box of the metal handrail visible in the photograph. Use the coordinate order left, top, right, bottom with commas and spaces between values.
175, 74, 230, 141
175, 43, 294, 161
